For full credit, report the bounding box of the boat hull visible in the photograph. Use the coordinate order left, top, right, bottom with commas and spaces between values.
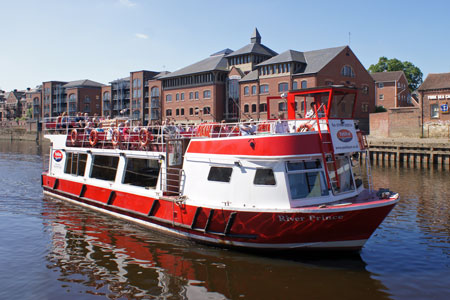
42, 174, 398, 251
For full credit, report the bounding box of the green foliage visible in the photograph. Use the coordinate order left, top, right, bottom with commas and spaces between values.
26, 107, 33, 119
374, 106, 387, 113
368, 56, 423, 91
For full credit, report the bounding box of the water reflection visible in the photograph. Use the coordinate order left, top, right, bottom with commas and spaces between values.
42, 198, 391, 300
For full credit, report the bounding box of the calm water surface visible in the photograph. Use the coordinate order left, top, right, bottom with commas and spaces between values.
0, 140, 448, 300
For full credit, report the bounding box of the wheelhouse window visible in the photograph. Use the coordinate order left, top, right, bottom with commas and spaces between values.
208, 167, 232, 182
90, 155, 119, 182
123, 158, 160, 189
253, 168, 276, 185
64, 152, 87, 176
328, 91, 356, 119
327, 156, 355, 194
286, 159, 328, 199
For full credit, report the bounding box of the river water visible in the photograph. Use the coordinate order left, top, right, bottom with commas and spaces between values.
0, 140, 448, 300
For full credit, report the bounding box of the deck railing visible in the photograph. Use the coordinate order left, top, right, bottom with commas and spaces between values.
42, 116, 328, 151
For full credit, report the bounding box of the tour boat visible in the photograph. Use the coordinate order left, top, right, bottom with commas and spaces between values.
41, 86, 399, 251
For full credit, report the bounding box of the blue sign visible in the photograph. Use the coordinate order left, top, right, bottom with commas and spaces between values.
441, 103, 449, 114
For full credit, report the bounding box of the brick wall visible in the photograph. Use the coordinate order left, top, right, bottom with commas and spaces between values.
370, 107, 421, 137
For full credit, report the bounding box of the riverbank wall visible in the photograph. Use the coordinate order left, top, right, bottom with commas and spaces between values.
362, 137, 450, 169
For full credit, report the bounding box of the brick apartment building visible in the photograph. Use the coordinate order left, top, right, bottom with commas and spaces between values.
42, 79, 104, 118
155, 28, 376, 131
0, 89, 25, 121
371, 71, 413, 109
102, 71, 163, 123
418, 72, 450, 122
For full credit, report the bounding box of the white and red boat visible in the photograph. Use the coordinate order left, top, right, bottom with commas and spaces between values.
42, 86, 398, 251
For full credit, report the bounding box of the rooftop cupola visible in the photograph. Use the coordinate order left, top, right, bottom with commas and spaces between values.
251, 28, 261, 44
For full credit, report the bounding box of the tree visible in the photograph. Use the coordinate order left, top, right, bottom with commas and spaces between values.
368, 56, 423, 91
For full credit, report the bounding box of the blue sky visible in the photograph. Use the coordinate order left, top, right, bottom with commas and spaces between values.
1, 0, 449, 91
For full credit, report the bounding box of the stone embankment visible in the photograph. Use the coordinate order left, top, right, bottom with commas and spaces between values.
363, 136, 450, 169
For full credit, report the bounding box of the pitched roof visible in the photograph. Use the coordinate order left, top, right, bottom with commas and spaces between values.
418, 73, 450, 90
159, 52, 229, 79
226, 42, 277, 58
301, 46, 346, 74
370, 71, 404, 82
226, 28, 277, 58
256, 50, 306, 66
240, 70, 259, 82
63, 79, 105, 88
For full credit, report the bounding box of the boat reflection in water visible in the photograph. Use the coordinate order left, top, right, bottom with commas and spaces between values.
43, 197, 392, 299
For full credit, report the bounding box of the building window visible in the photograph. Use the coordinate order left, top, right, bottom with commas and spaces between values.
189, 108, 194, 115
379, 94, 384, 100
189, 92, 193, 100
292, 81, 298, 90
341, 65, 355, 78
203, 90, 211, 99
181, 93, 185, 101
431, 104, 439, 118
244, 86, 249, 96
181, 108, 184, 115
361, 103, 369, 112
362, 85, 369, 95
278, 82, 288, 93
278, 102, 287, 112
260, 84, 269, 94
244, 104, 249, 113
176, 93, 179, 101
194, 107, 199, 115
195, 91, 199, 99
176, 108, 179, 116
378, 82, 384, 89
259, 103, 267, 112
251, 104, 257, 113
301, 80, 307, 89
166, 94, 172, 102
166, 109, 172, 116
325, 80, 333, 86
203, 106, 211, 115
252, 85, 257, 95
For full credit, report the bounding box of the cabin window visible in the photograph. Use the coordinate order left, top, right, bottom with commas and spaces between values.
327, 156, 355, 194
253, 168, 276, 185
286, 160, 328, 199
64, 152, 87, 176
90, 155, 119, 182
207, 166, 232, 183
123, 158, 160, 189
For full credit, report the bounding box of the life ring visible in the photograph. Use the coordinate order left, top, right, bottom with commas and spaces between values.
296, 123, 314, 132
70, 129, 78, 144
139, 128, 151, 147
257, 122, 270, 132
112, 129, 121, 147
89, 130, 98, 146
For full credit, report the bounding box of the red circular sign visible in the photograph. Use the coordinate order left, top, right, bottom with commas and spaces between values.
337, 129, 353, 142
53, 150, 63, 162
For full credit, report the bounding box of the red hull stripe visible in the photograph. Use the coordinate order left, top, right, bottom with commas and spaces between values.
186, 134, 333, 156
42, 174, 396, 248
